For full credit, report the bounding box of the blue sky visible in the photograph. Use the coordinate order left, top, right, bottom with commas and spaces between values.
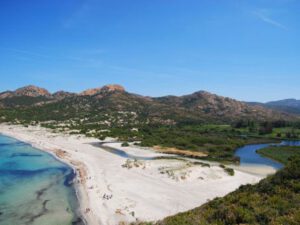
0, 0, 299, 102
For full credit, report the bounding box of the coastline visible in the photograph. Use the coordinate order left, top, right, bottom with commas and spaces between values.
0, 124, 268, 225
0, 128, 98, 225
0, 132, 87, 225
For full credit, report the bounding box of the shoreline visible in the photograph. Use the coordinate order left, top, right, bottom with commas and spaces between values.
0, 124, 270, 225
0, 130, 97, 225
0, 132, 87, 225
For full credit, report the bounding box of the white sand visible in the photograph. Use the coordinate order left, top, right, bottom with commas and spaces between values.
230, 164, 277, 176
0, 124, 266, 225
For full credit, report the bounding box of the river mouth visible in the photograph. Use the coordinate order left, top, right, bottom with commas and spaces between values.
235, 140, 300, 170
96, 141, 300, 172
0, 135, 84, 225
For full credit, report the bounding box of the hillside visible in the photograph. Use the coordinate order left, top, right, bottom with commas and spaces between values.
266, 99, 300, 115
0, 85, 296, 125
1, 85, 299, 163
155, 156, 300, 225
155, 91, 292, 122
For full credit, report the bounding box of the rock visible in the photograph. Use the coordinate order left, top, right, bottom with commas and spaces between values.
53, 91, 75, 99
15, 85, 51, 97
101, 84, 125, 93
79, 84, 125, 96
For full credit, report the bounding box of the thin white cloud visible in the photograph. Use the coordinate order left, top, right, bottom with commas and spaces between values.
253, 9, 287, 30
4, 48, 52, 59
1, 47, 103, 67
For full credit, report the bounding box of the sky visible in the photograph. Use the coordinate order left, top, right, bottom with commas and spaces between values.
0, 0, 299, 102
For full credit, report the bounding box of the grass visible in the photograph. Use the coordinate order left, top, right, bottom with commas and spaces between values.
224, 167, 235, 176
219, 164, 235, 176
137, 124, 279, 163
121, 142, 130, 147
1, 105, 298, 164
263, 127, 300, 139
257, 145, 300, 165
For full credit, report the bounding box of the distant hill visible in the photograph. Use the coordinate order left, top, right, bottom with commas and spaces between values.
265, 99, 300, 115
0, 85, 51, 99
0, 85, 297, 125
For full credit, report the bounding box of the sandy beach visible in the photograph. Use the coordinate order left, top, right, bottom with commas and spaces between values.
0, 124, 268, 225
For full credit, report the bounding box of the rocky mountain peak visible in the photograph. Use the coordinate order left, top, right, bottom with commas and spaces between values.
0, 91, 14, 99
101, 84, 125, 93
14, 85, 51, 97
80, 84, 125, 96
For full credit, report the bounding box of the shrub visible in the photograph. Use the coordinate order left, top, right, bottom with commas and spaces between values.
224, 168, 235, 176
122, 142, 130, 147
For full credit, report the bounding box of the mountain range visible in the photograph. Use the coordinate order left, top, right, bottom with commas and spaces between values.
0, 85, 298, 125
264, 99, 300, 115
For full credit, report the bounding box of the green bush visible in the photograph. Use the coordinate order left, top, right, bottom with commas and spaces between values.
224, 168, 235, 176
121, 142, 130, 147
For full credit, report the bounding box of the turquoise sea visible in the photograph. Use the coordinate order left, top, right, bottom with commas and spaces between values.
0, 135, 84, 225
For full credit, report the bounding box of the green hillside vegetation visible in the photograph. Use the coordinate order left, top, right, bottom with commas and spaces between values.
1, 87, 300, 163
138, 155, 300, 225
137, 124, 277, 163
1, 101, 300, 163
257, 145, 300, 165
101, 122, 299, 163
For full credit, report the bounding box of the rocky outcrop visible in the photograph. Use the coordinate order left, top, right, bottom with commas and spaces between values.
0, 91, 14, 99
101, 84, 125, 93
80, 84, 125, 96
0, 84, 126, 99
53, 91, 75, 100
12, 85, 51, 97
0, 86, 51, 99
14, 85, 51, 97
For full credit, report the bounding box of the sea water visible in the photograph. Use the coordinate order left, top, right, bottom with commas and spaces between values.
0, 135, 84, 225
